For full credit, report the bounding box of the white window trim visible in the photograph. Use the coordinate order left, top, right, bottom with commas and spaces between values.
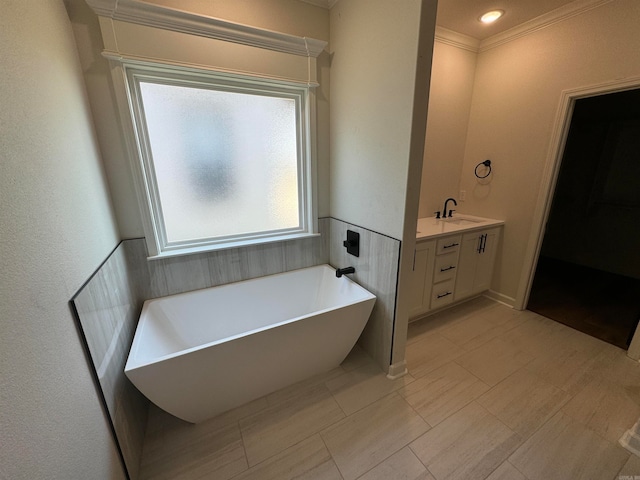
114, 59, 319, 258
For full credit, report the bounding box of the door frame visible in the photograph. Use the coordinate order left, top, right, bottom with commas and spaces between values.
514, 75, 640, 358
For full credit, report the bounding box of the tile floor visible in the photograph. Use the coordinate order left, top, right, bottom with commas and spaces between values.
138, 297, 640, 480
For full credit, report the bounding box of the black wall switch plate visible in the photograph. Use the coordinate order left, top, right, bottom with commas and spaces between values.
343, 230, 360, 257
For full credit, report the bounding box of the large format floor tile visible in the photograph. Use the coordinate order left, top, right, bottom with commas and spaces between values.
240, 382, 345, 466
455, 336, 534, 386
356, 447, 434, 480
524, 346, 597, 395
618, 453, 640, 478
477, 368, 571, 438
498, 313, 567, 357
326, 361, 415, 416
339, 344, 374, 372
509, 411, 629, 480
590, 345, 640, 386
406, 332, 464, 379
399, 361, 490, 426
264, 367, 345, 407
410, 402, 521, 480
561, 373, 640, 444
140, 411, 248, 480
232, 435, 342, 480
321, 393, 429, 480
436, 302, 525, 351
485, 461, 528, 480
407, 297, 497, 344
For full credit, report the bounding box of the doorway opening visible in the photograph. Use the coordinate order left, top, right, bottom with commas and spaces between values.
527, 88, 640, 349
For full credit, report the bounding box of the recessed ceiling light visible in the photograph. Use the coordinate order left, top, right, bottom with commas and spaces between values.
479, 10, 504, 24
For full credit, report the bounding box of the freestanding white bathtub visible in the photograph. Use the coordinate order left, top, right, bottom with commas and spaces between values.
124, 264, 376, 423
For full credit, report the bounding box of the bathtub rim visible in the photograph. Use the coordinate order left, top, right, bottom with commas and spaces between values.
125, 264, 375, 371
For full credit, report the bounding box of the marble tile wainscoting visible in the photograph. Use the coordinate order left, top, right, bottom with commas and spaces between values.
144, 217, 330, 299
71, 240, 150, 480
329, 218, 401, 371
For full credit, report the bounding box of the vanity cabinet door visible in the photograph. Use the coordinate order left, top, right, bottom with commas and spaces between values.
454, 227, 500, 301
408, 240, 436, 318
474, 229, 499, 293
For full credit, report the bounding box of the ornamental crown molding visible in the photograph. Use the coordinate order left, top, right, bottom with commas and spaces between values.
298, 0, 340, 8
435, 26, 479, 53
85, 0, 327, 57
478, 0, 614, 52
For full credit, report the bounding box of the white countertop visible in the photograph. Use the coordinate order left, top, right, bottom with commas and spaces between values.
416, 214, 504, 240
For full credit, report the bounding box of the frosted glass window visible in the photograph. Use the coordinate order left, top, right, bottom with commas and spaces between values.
140, 82, 299, 243
124, 66, 314, 256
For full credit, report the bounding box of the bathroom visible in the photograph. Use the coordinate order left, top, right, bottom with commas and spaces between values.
2, 0, 640, 478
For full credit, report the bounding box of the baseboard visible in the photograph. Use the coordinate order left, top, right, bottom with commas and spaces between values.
387, 360, 408, 380
484, 289, 517, 308
627, 323, 640, 361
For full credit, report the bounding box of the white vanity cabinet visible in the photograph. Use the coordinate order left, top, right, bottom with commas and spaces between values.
410, 216, 504, 321
408, 239, 436, 318
454, 227, 500, 301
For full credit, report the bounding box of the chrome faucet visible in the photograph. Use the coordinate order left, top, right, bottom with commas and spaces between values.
442, 197, 458, 218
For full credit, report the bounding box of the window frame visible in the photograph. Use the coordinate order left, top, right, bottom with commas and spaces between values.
121, 62, 318, 258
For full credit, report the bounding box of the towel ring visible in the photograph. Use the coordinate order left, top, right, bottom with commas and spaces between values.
475, 159, 492, 179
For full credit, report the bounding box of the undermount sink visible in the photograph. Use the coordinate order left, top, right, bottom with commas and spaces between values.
416, 214, 504, 240
443, 217, 483, 225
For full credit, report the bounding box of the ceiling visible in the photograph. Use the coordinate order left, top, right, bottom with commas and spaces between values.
301, 0, 588, 41
436, 0, 582, 40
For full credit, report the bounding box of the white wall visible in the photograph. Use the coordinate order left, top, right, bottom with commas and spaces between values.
329, 0, 424, 239
0, 1, 123, 478
458, 0, 640, 303
419, 39, 477, 218
328, 0, 436, 373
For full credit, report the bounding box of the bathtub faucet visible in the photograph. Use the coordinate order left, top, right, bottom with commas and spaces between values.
335, 266, 355, 278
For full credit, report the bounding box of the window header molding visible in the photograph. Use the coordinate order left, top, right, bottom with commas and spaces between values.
85, 0, 327, 58
102, 51, 320, 88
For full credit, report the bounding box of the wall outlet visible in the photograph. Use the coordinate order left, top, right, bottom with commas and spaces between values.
460, 190, 466, 201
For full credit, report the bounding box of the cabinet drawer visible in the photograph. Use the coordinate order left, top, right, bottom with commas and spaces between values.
436, 235, 462, 255
433, 252, 458, 283
431, 279, 455, 309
